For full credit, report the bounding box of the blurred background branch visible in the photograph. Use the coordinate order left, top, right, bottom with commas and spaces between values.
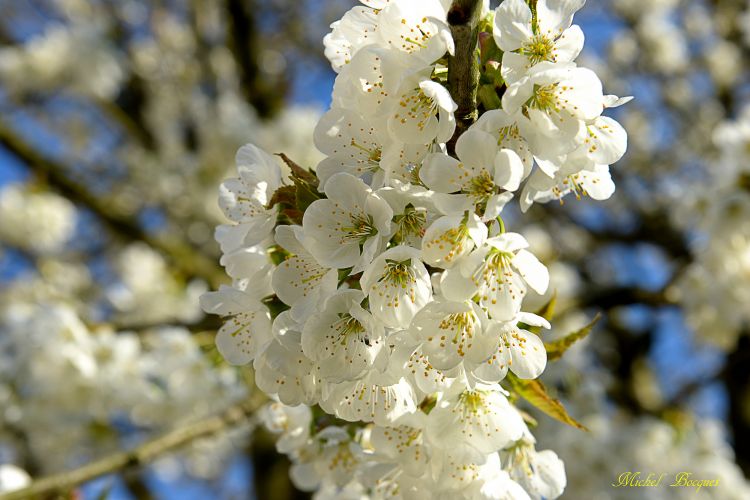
1, 397, 263, 500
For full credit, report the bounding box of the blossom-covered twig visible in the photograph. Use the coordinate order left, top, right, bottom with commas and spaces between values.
0, 399, 262, 500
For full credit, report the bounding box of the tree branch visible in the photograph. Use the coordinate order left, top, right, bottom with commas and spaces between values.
225, 0, 288, 119
723, 332, 750, 476
111, 315, 223, 334
576, 286, 671, 310
0, 121, 226, 288
0, 399, 261, 500
446, 0, 483, 155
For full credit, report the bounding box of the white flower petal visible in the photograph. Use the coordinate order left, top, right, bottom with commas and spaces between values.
493, 149, 525, 192
512, 249, 550, 294
493, 0, 533, 52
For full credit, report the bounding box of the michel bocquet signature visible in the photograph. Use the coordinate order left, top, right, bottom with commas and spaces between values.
612, 472, 720, 492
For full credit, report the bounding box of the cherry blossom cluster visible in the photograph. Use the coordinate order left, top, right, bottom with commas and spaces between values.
0, 303, 247, 476
202, 0, 629, 498
0, 23, 124, 99
0, 183, 77, 255
674, 106, 750, 350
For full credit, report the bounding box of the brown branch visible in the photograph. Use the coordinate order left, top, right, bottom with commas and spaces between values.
722, 332, 750, 477
112, 315, 223, 334
225, 0, 287, 119
576, 286, 671, 310
0, 121, 226, 288
446, 0, 483, 155
0, 399, 261, 500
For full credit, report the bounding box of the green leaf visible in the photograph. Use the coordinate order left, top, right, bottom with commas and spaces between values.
280, 208, 304, 225
268, 245, 291, 266
506, 374, 587, 431
545, 313, 601, 361
277, 153, 319, 188
478, 27, 503, 65
534, 291, 557, 322
272, 152, 323, 213
478, 84, 502, 111
266, 185, 296, 209
262, 295, 290, 319
294, 178, 322, 212
518, 409, 538, 429
526, 291, 557, 334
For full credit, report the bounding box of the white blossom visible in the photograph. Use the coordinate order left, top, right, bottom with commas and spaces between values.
302, 173, 393, 272
502, 62, 604, 161
319, 368, 418, 426
199, 285, 273, 365
388, 74, 457, 145
471, 312, 550, 382
272, 225, 338, 322
420, 129, 524, 219
421, 212, 488, 268
301, 290, 386, 382
441, 232, 550, 321
215, 144, 285, 253
409, 299, 493, 371
426, 383, 526, 462
494, 0, 585, 84
360, 245, 432, 329
254, 312, 319, 406
502, 439, 566, 500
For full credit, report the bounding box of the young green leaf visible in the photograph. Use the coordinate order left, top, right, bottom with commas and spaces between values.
526, 291, 557, 334
276, 152, 319, 188
545, 313, 601, 361
506, 373, 587, 431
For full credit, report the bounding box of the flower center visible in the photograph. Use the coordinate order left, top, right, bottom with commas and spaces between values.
472, 249, 514, 290
521, 34, 556, 65
405, 162, 422, 184
439, 311, 477, 354
487, 249, 514, 270
423, 222, 470, 264
506, 442, 534, 476
350, 140, 383, 171
381, 259, 416, 289
459, 390, 487, 414
400, 18, 432, 52
527, 83, 559, 112
392, 205, 426, 243
552, 174, 588, 202
466, 170, 497, 200
342, 213, 378, 244
496, 125, 521, 145
440, 312, 475, 333
329, 442, 358, 470
334, 313, 365, 337
395, 88, 438, 132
